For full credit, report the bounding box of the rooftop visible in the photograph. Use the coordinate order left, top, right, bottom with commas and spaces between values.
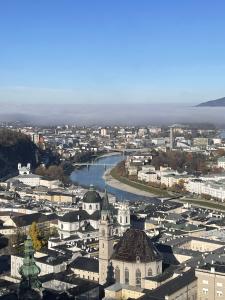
70, 256, 99, 273
112, 228, 161, 263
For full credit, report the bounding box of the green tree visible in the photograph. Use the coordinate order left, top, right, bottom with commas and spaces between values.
29, 222, 43, 251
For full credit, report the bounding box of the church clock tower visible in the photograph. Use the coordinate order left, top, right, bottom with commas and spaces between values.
99, 190, 114, 285
18, 235, 42, 300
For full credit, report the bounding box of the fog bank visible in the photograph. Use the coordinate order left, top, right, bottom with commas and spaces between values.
0, 102, 224, 126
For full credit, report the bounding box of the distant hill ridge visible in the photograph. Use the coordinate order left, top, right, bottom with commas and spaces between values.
0, 128, 39, 179
197, 97, 225, 107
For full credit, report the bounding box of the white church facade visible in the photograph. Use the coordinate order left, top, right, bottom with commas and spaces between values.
58, 185, 131, 240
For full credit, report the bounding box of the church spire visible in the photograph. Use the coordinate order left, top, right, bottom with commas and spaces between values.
19, 235, 42, 292
101, 189, 111, 221
102, 189, 110, 211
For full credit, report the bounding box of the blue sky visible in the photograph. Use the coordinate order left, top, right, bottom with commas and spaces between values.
0, 0, 225, 105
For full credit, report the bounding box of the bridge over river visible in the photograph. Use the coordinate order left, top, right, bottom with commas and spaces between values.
73, 162, 116, 167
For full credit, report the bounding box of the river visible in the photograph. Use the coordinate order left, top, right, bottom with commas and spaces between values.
70, 154, 160, 203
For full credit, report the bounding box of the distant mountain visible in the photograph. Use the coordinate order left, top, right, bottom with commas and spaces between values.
197, 97, 225, 107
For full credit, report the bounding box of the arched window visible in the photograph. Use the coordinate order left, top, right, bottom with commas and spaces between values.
120, 216, 122, 223
157, 265, 160, 274
136, 269, 141, 287
147, 268, 152, 277
125, 267, 129, 285
115, 266, 120, 283
84, 204, 86, 209
89, 204, 92, 210
126, 216, 128, 223
61, 223, 63, 229
96, 204, 98, 209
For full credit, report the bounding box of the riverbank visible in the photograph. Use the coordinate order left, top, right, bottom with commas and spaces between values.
103, 168, 168, 198
71, 153, 163, 202
177, 197, 225, 212
95, 152, 122, 159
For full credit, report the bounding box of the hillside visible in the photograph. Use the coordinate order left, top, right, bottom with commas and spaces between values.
197, 97, 225, 107
0, 129, 39, 179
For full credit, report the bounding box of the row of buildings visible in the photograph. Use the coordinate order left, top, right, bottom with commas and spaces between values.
0, 185, 225, 299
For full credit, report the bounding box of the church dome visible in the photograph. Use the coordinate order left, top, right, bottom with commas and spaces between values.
83, 185, 102, 204
112, 229, 161, 263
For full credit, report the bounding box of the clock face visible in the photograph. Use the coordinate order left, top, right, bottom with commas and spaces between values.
102, 229, 105, 237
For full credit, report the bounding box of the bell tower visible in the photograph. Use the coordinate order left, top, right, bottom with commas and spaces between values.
99, 190, 114, 285
18, 235, 42, 299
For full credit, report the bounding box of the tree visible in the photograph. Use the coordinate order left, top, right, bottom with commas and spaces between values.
170, 180, 186, 193
151, 150, 209, 174
216, 148, 225, 157
29, 222, 43, 251
160, 183, 167, 190
35, 165, 46, 176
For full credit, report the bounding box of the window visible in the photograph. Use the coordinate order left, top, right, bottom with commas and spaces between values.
96, 204, 98, 209
157, 265, 160, 274
89, 204, 92, 210
120, 216, 122, 223
126, 216, 128, 223
84, 204, 86, 209
136, 269, 141, 287
115, 266, 120, 283
202, 288, 208, 294
217, 291, 223, 297
61, 223, 63, 229
147, 268, 152, 277
125, 268, 129, 285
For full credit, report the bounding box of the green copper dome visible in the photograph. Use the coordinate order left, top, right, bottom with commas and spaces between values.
83, 185, 102, 204
19, 235, 42, 291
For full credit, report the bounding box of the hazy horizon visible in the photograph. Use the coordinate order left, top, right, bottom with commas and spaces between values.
1, 102, 225, 126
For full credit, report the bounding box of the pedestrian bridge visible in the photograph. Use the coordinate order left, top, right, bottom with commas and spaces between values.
73, 162, 116, 167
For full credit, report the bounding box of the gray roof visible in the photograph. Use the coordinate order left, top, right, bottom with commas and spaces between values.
12, 213, 57, 227
141, 269, 196, 300
112, 229, 161, 263
83, 185, 102, 204
70, 257, 99, 273
59, 210, 89, 222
